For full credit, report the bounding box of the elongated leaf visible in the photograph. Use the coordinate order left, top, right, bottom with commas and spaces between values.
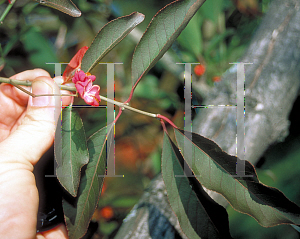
63, 124, 111, 239
174, 128, 300, 227
161, 132, 232, 239
81, 12, 145, 73
56, 107, 89, 197
35, 0, 81, 17
131, 0, 206, 92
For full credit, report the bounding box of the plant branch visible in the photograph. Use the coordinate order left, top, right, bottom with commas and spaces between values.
99, 94, 157, 118
0, 77, 166, 120
114, 1, 300, 238
0, 77, 74, 91
0, 0, 17, 23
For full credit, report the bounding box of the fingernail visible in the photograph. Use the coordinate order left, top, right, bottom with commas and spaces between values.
32, 80, 53, 106
53, 76, 64, 85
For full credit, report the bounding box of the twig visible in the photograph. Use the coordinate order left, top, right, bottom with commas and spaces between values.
8, 79, 77, 97
0, 77, 74, 91
0, 77, 173, 122
0, 0, 17, 24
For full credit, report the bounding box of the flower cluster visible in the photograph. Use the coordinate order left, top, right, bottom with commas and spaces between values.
62, 46, 101, 106
72, 70, 101, 106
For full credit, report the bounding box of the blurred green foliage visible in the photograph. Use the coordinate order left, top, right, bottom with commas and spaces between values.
2, 0, 300, 239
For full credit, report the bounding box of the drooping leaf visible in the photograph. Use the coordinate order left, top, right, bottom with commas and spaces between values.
63, 124, 112, 239
161, 132, 233, 239
35, 0, 81, 17
55, 107, 89, 197
174, 128, 300, 227
81, 12, 145, 73
130, 0, 206, 96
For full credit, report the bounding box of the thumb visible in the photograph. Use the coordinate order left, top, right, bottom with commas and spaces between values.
1, 76, 61, 167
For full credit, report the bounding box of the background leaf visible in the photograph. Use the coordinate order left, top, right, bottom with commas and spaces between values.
63, 124, 112, 239
161, 132, 232, 239
81, 12, 145, 73
199, 0, 223, 23
35, 0, 81, 17
130, 0, 206, 95
174, 128, 300, 227
21, 27, 59, 73
56, 107, 89, 197
176, 10, 203, 59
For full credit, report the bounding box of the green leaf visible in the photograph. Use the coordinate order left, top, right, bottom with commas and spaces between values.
130, 0, 206, 94
35, 0, 81, 17
63, 124, 111, 239
176, 10, 203, 58
55, 107, 89, 197
2, 33, 20, 57
0, 57, 4, 71
81, 12, 145, 73
161, 132, 232, 239
174, 128, 300, 227
199, 0, 223, 23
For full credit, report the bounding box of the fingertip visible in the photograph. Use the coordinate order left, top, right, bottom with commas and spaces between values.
61, 90, 74, 107
33, 75, 54, 84
12, 69, 51, 81
53, 76, 64, 85
31, 77, 73, 109
38, 224, 68, 239
32, 68, 51, 78
30, 79, 54, 107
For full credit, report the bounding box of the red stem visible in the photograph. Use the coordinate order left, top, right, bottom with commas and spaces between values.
156, 114, 178, 129
160, 119, 168, 133
114, 108, 123, 124
121, 83, 178, 129
124, 85, 135, 104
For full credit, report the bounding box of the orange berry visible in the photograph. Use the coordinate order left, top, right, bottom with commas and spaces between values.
194, 64, 206, 76
212, 76, 221, 82
100, 206, 114, 220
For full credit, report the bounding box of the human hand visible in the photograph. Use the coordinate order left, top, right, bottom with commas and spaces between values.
0, 69, 72, 239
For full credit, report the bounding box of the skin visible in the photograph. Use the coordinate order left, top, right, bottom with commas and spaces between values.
0, 69, 73, 239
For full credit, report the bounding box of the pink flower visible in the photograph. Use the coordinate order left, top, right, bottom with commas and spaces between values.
72, 70, 101, 106
83, 82, 101, 106
72, 70, 96, 84
63, 47, 101, 106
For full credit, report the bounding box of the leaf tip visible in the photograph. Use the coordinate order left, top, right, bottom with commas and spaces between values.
135, 12, 145, 24
73, 10, 81, 17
